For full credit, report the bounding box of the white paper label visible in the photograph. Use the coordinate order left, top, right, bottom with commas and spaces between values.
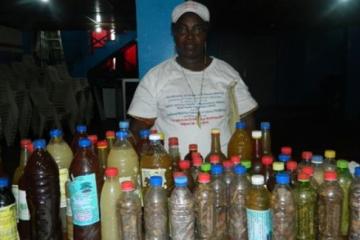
18, 190, 30, 221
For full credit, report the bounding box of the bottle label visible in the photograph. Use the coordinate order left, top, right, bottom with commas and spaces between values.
11, 184, 19, 222
141, 168, 167, 189
59, 168, 69, 208
69, 174, 99, 226
18, 190, 30, 221
0, 203, 18, 240
246, 208, 272, 240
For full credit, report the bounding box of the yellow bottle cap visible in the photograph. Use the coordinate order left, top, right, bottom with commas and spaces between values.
273, 162, 285, 171
324, 150, 336, 159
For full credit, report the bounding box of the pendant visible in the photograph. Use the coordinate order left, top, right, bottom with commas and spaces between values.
196, 111, 201, 128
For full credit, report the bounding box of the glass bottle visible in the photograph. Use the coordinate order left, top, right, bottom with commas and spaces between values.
260, 121, 272, 156
0, 177, 17, 240
205, 128, 227, 163
227, 121, 253, 160
136, 129, 150, 157
184, 144, 203, 162
337, 159, 352, 237
261, 155, 274, 184
211, 165, 227, 239
179, 160, 195, 192
286, 160, 298, 187
267, 161, 285, 192
106, 130, 115, 149
71, 124, 87, 153
250, 130, 263, 174
246, 174, 272, 240
119, 120, 137, 149
97, 140, 109, 179
191, 155, 202, 182
168, 137, 181, 172
271, 173, 296, 240
311, 155, 325, 186
298, 151, 313, 172
349, 167, 360, 239
229, 165, 250, 240
323, 149, 336, 171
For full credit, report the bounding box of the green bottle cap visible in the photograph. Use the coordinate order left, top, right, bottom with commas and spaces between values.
201, 163, 211, 172
241, 160, 252, 169
336, 159, 349, 169
273, 161, 285, 171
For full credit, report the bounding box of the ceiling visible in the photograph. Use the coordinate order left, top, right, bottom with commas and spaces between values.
0, 0, 359, 32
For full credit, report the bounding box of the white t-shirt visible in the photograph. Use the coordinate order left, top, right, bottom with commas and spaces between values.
128, 57, 258, 157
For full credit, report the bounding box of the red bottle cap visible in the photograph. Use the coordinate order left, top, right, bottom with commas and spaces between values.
324, 171, 337, 181
302, 151, 313, 161
298, 172, 310, 181
20, 139, 32, 147
173, 171, 185, 178
189, 144, 198, 151
168, 137, 179, 146
88, 135, 98, 144
286, 161, 298, 171
261, 155, 273, 166
191, 152, 201, 159
223, 161, 234, 169
106, 130, 115, 138
230, 155, 241, 165
198, 173, 211, 183
302, 166, 314, 176
121, 181, 135, 191
97, 140, 108, 149
192, 157, 202, 167
210, 155, 220, 164
179, 160, 190, 170
105, 167, 118, 177
281, 146, 292, 155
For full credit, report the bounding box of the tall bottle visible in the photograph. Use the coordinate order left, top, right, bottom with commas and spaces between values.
168, 137, 181, 171
246, 174, 272, 240
205, 128, 227, 163
191, 155, 202, 182
47, 129, 74, 236
101, 167, 121, 240
227, 121, 253, 160
179, 160, 194, 192
184, 144, 203, 162
323, 149, 336, 171
119, 120, 137, 149
140, 134, 173, 196
118, 181, 142, 240
267, 161, 285, 192
229, 165, 250, 240
97, 140, 109, 179
260, 121, 272, 156
71, 124, 87, 153
69, 138, 101, 240
286, 161, 298, 187
318, 171, 343, 239
293, 173, 317, 240
337, 159, 352, 237
106, 130, 115, 149
211, 165, 227, 239
271, 173, 296, 240
251, 130, 263, 174
136, 129, 150, 156
24, 139, 62, 239
0, 177, 18, 240
169, 176, 195, 240
349, 167, 360, 239
144, 176, 168, 240
223, 160, 234, 209
312, 155, 325, 186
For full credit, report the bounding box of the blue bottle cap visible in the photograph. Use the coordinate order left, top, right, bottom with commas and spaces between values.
278, 154, 290, 163
260, 121, 271, 130
233, 165, 246, 175
355, 167, 360, 177
139, 129, 150, 138
78, 138, 91, 148
49, 129, 62, 138
174, 176, 188, 187
0, 177, 9, 188
276, 172, 290, 185
116, 130, 128, 140
76, 125, 87, 133
33, 139, 46, 149
311, 155, 324, 164
119, 121, 129, 129
211, 165, 224, 175
150, 176, 163, 187
236, 121, 246, 129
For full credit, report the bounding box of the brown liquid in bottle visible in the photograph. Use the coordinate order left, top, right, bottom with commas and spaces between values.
205, 129, 227, 163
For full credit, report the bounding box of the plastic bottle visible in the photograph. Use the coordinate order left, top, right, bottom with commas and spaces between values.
184, 144, 203, 162
191, 155, 202, 182
261, 155, 274, 184
349, 167, 360, 239
302, 166, 319, 191
136, 129, 150, 157
169, 176, 194, 240
65, 181, 73, 240
144, 176, 168, 240
69, 138, 101, 240
106, 130, 116, 149
0, 177, 18, 239
211, 165, 227, 239
140, 133, 173, 196
24, 139, 62, 239
278, 153, 290, 164
71, 124, 87, 153
286, 160, 298, 187
293, 173, 317, 240
101, 167, 121, 240
88, 134, 98, 154
312, 155, 325, 186
298, 151, 313, 172
271, 173, 296, 240
267, 161, 285, 192
223, 160, 234, 233
323, 149, 336, 171
179, 160, 195, 192
246, 174, 272, 240
118, 181, 142, 240
193, 172, 215, 239
318, 171, 343, 239
97, 140, 109, 179
260, 121, 272, 156
337, 159, 352, 237
205, 128, 227, 163
168, 137, 181, 171
250, 130, 263, 175
119, 120, 137, 149
227, 121, 253, 160
228, 165, 250, 240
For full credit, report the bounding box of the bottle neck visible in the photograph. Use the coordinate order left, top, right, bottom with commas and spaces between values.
262, 130, 271, 155
169, 145, 180, 155
253, 138, 262, 161
106, 175, 118, 183
210, 133, 221, 153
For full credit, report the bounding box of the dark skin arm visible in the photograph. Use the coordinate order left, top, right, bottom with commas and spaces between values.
129, 116, 156, 143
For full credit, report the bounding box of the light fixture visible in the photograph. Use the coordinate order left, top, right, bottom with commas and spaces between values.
40, 0, 49, 3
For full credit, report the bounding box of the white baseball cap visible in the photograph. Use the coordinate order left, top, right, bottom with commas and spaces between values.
172, 1, 210, 23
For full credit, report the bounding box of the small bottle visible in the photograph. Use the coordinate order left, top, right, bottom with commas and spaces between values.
323, 149, 336, 171
246, 175, 272, 240
278, 153, 290, 164
97, 140, 109, 179
168, 137, 181, 172
184, 144, 203, 162
337, 159, 352, 237
118, 181, 142, 240
271, 173, 296, 240
169, 176, 195, 240
205, 128, 227, 163
144, 176, 168, 240
106, 130, 115, 149
261, 155, 274, 183
228, 165, 250, 240
193, 173, 215, 239
119, 120, 137, 149
298, 151, 313, 171
251, 130, 263, 174
0, 177, 18, 240
318, 171, 343, 239
286, 160, 298, 187
230, 155, 241, 166
260, 121, 272, 156
267, 161, 285, 192
227, 120, 253, 160
302, 166, 319, 191
312, 155, 325, 186
88, 134, 98, 154
136, 129, 150, 157
200, 163, 211, 174
71, 124, 87, 153
191, 156, 202, 181
209, 154, 220, 166
349, 167, 360, 239
211, 165, 227, 239
178, 160, 195, 192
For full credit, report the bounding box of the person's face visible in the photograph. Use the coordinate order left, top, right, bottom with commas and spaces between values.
173, 12, 208, 61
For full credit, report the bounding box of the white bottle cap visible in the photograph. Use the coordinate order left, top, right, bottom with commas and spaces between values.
251, 175, 265, 185
149, 134, 161, 141
251, 130, 262, 139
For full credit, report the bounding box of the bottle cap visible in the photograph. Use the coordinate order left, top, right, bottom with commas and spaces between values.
324, 150, 336, 159
324, 171, 337, 181
262, 155, 273, 166
281, 146, 292, 155
168, 137, 179, 146
210, 155, 220, 164
198, 173, 211, 183
149, 134, 161, 141
119, 121, 129, 129
116, 131, 128, 140
201, 163, 211, 172
298, 172, 310, 182
150, 176, 163, 187
88, 135, 98, 145
211, 165, 223, 175
241, 160, 252, 169
230, 155, 240, 165
251, 175, 264, 185
105, 167, 118, 177
139, 129, 150, 139
336, 159, 349, 169
179, 160, 190, 170
276, 172, 290, 185
158, 132, 165, 140
286, 161, 297, 171
121, 181, 135, 191
0, 177, 9, 187
189, 144, 198, 151
302, 151, 313, 160
106, 130, 115, 138
33, 139, 46, 149
273, 162, 285, 171
233, 165, 246, 175
192, 157, 202, 167
251, 130, 262, 139
97, 140, 108, 149
223, 161, 234, 169
355, 167, 360, 177
311, 155, 324, 164
76, 125, 87, 133
78, 138, 91, 148
174, 176, 188, 187
236, 121, 246, 129
191, 152, 201, 159
278, 154, 290, 163
173, 171, 186, 178
211, 128, 220, 134
260, 121, 270, 130
20, 139, 32, 147
302, 166, 314, 176
49, 129, 62, 138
